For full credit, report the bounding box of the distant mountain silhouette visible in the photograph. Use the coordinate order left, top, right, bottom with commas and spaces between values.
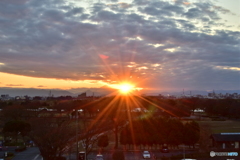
146, 90, 240, 96
0, 87, 73, 97
71, 86, 117, 97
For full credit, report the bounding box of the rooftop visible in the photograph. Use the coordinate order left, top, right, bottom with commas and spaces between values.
211, 133, 240, 142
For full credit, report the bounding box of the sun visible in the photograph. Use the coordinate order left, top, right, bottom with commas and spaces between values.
118, 83, 134, 94
106, 81, 142, 95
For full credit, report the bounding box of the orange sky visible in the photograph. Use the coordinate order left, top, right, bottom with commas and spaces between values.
0, 72, 105, 89
0, 72, 143, 92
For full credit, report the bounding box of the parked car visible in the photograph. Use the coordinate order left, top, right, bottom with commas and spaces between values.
142, 150, 151, 159
161, 146, 169, 153
95, 154, 103, 160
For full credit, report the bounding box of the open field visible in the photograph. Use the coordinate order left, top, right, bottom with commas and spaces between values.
197, 120, 240, 133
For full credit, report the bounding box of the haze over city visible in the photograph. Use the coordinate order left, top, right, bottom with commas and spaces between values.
0, 0, 239, 95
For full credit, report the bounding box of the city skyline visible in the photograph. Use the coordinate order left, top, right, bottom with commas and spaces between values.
0, 0, 239, 93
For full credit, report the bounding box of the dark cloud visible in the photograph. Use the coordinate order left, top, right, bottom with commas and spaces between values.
1, 0, 29, 4
213, 5, 233, 15
91, 3, 106, 13
66, 7, 84, 17
6, 84, 24, 87
184, 8, 202, 19
37, 85, 46, 87
133, 0, 150, 6
163, 5, 184, 14
96, 10, 121, 21
126, 13, 146, 24
0, 2, 29, 19
0, 0, 239, 91
142, 6, 173, 17
194, 2, 220, 20
43, 9, 65, 22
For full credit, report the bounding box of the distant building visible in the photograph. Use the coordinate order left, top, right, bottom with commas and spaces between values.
210, 133, 240, 149
15, 95, 32, 101
78, 92, 87, 98
208, 93, 214, 97
33, 96, 43, 101
1, 94, 9, 98
0, 94, 12, 101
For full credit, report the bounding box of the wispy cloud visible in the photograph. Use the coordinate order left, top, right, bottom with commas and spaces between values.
6, 84, 24, 87
215, 66, 240, 71
37, 85, 46, 88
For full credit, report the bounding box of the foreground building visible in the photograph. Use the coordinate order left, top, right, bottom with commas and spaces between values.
210, 133, 240, 150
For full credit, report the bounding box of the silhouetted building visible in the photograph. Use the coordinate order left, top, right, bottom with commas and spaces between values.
210, 133, 240, 149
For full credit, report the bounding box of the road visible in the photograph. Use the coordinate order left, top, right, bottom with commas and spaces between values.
12, 147, 42, 160
0, 147, 196, 160
67, 150, 197, 160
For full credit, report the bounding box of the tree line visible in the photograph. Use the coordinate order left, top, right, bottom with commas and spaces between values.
120, 118, 200, 149
1, 96, 239, 118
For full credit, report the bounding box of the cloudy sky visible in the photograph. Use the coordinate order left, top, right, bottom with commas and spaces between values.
0, 0, 239, 93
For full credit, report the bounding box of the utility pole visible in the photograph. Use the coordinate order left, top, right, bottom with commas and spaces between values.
183, 143, 185, 160
76, 110, 79, 160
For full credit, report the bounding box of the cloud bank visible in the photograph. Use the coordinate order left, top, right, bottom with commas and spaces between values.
0, 0, 239, 91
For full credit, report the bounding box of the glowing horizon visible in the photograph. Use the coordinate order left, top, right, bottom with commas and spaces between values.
0, 72, 146, 92
0, 72, 105, 89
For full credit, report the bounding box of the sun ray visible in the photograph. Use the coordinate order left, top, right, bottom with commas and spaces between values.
86, 94, 124, 131
134, 94, 178, 118
125, 96, 138, 149
71, 83, 181, 153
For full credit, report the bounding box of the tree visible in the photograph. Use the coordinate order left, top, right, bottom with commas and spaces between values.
79, 117, 112, 158
29, 117, 75, 160
167, 119, 184, 148
80, 130, 103, 158
1, 104, 28, 121
3, 120, 31, 143
198, 123, 211, 152
183, 121, 200, 148
120, 128, 129, 149
97, 135, 109, 150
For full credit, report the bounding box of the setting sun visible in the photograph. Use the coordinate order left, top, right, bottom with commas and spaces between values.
107, 82, 143, 95
118, 83, 134, 94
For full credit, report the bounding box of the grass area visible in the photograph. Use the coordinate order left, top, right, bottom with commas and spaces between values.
197, 120, 240, 133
